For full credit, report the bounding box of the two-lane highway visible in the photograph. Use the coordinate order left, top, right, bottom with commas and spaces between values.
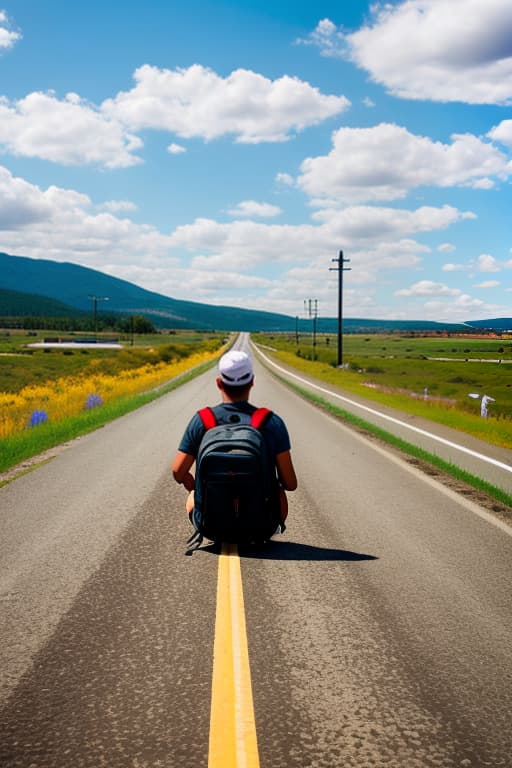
1, 349, 511, 766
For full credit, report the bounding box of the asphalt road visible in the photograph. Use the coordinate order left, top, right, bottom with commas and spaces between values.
1, 347, 511, 767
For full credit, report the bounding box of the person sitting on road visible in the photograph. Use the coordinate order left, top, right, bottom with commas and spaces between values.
172, 349, 297, 525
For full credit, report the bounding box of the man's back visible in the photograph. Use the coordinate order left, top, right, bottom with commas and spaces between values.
178, 401, 291, 463
172, 349, 297, 549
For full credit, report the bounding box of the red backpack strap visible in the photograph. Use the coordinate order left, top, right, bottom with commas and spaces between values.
198, 407, 217, 430
250, 407, 273, 430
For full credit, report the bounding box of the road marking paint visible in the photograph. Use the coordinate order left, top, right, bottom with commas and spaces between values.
256, 347, 512, 476
209, 542, 260, 768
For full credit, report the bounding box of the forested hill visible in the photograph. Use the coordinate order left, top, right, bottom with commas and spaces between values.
0, 287, 83, 318
0, 252, 294, 331
1, 251, 510, 333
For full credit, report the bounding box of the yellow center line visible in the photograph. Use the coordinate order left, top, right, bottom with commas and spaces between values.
208, 542, 260, 768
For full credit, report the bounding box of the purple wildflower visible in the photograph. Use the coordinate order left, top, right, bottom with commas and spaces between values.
29, 410, 49, 427
85, 394, 103, 409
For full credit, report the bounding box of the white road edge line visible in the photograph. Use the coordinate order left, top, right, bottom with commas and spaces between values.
254, 346, 512, 537
353, 415, 512, 537
255, 346, 512, 476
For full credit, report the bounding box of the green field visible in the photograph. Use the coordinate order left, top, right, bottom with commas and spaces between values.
253, 332, 512, 448
1, 327, 511, 453
1, 328, 511, 509
0, 329, 226, 392
0, 328, 227, 475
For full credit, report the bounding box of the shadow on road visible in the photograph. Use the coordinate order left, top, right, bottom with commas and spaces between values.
200, 540, 378, 562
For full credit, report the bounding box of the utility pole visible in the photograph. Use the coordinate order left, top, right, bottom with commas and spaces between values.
304, 298, 318, 359
329, 250, 351, 366
88, 295, 109, 338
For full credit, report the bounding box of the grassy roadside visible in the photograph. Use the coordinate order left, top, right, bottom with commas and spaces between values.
254, 347, 512, 519
0, 359, 217, 480
253, 339, 512, 448
0, 330, 225, 392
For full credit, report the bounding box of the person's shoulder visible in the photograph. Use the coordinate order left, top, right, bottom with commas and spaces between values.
188, 410, 204, 426
263, 406, 282, 420
264, 410, 287, 429
260, 409, 291, 451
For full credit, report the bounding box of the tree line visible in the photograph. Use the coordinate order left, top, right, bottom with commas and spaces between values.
0, 314, 158, 334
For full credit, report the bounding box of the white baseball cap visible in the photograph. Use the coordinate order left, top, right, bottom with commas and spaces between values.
218, 350, 254, 386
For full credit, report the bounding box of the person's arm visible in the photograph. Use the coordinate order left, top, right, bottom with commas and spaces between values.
275, 450, 297, 491
172, 450, 196, 492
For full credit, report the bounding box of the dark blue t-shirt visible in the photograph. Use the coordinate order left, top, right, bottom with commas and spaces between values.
178, 401, 291, 459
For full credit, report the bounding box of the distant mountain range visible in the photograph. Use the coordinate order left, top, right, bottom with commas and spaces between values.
0, 252, 294, 332
1, 251, 510, 333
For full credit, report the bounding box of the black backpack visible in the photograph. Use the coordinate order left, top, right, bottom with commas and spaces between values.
186, 406, 282, 553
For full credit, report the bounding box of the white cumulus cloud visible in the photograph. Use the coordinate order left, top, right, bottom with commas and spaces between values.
0, 92, 143, 167
437, 243, 456, 253
488, 119, 512, 148
0, 10, 21, 50
295, 18, 346, 58
0, 166, 53, 227
477, 253, 501, 272
168, 143, 186, 154
350, 0, 512, 104
0, 164, 177, 270
442, 263, 465, 272
395, 280, 461, 297
275, 172, 294, 186
305, 2, 512, 105
313, 204, 472, 243
474, 280, 500, 288
422, 295, 487, 317
166, 203, 468, 278
0, 63, 348, 169
103, 64, 350, 144
298, 123, 511, 203
227, 200, 282, 218
99, 200, 137, 213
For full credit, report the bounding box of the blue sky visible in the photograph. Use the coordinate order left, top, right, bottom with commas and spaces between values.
1, 0, 511, 322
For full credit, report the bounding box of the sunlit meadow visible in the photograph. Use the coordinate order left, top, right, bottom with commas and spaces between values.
0, 349, 220, 440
